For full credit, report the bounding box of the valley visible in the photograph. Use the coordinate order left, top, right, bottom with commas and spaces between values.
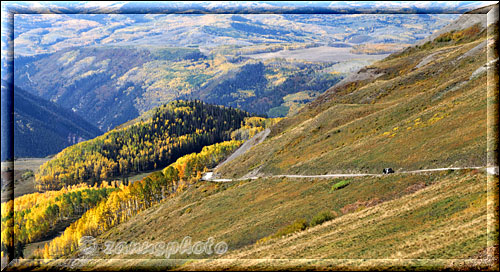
14, 46, 345, 131
243, 45, 388, 63
11, 158, 50, 198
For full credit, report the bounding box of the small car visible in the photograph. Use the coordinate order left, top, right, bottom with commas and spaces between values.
383, 168, 394, 174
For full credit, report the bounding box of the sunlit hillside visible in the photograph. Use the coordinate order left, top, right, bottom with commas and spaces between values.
216, 19, 496, 178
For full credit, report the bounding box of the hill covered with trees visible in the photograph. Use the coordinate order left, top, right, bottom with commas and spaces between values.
35, 140, 243, 259
35, 100, 250, 191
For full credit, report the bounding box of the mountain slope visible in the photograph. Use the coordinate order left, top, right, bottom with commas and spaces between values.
35, 100, 250, 190
58, 169, 493, 271
215, 15, 496, 179
13, 84, 102, 158
14, 46, 345, 131
178, 170, 493, 271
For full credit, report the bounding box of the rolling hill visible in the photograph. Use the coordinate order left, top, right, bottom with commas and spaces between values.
34, 100, 251, 190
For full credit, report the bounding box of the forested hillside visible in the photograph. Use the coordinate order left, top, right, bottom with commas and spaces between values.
36, 140, 243, 259
12, 84, 102, 158
3, 113, 272, 262
14, 46, 343, 130
1, 184, 117, 258
35, 100, 250, 190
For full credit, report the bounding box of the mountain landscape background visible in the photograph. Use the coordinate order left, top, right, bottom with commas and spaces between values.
91, 7, 498, 269
34, 6, 499, 269
11, 12, 463, 156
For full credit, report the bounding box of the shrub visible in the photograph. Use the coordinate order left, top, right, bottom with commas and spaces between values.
256, 218, 309, 245
331, 179, 351, 192
435, 33, 452, 43
256, 236, 272, 245
21, 170, 34, 180
274, 219, 308, 238
180, 207, 192, 216
310, 210, 334, 227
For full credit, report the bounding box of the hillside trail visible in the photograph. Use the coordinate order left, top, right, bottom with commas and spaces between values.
203, 166, 499, 183
202, 125, 498, 183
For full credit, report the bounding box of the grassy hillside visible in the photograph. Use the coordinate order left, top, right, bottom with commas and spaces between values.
179, 170, 496, 271
216, 22, 496, 179
44, 169, 496, 270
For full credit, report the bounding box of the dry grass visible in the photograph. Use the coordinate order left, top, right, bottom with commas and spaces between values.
216, 35, 492, 178
26, 170, 495, 271
44, 170, 498, 271
1, 158, 50, 200
177, 172, 496, 271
